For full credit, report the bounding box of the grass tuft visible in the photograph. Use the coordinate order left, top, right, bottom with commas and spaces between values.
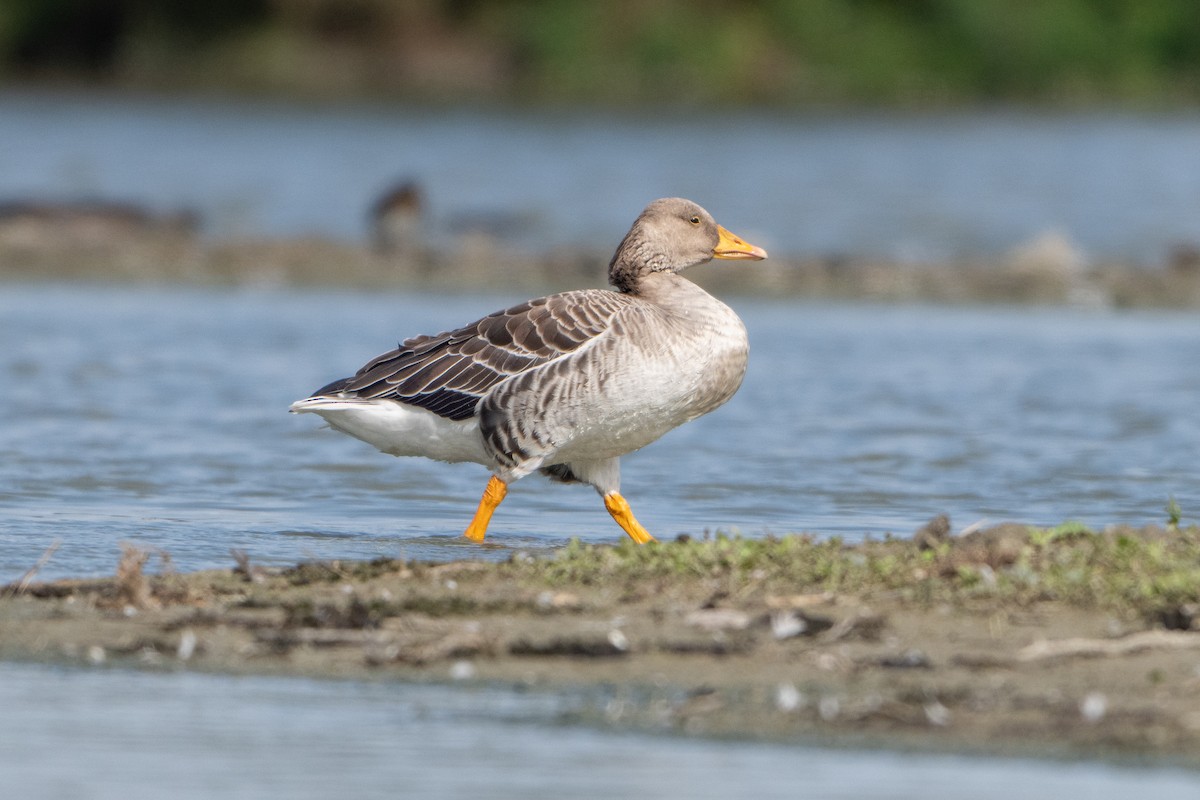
508, 524, 1200, 621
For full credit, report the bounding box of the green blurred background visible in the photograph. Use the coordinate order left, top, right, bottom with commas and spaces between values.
3, 0, 1200, 107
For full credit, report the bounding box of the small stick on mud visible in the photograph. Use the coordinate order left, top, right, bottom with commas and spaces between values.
6, 539, 61, 596
1017, 629, 1200, 664
231, 548, 266, 583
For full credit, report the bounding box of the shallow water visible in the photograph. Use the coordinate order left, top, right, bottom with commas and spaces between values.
4, 282, 1200, 794
2, 662, 1197, 800
3, 91, 1200, 261
2, 283, 1198, 581
6, 92, 1200, 796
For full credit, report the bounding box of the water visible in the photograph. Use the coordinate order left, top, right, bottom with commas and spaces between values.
2, 90, 1200, 261
4, 281, 1199, 798
3, 283, 1198, 583
2, 662, 1197, 800
4, 92, 1200, 793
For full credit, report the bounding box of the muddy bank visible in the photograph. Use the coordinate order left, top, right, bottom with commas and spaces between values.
3, 521, 1200, 764
2, 210, 1200, 306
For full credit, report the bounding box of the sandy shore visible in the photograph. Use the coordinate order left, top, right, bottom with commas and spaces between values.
4, 521, 1200, 765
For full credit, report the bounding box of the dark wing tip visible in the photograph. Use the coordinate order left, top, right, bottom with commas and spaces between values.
313, 376, 352, 397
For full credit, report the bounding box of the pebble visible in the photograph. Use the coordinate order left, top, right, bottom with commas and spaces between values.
770, 611, 807, 640
449, 660, 476, 681
607, 629, 629, 652
775, 683, 804, 712
177, 629, 197, 661
1080, 692, 1108, 723
924, 701, 952, 727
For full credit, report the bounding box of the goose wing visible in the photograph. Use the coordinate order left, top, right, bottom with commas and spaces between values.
311, 290, 630, 421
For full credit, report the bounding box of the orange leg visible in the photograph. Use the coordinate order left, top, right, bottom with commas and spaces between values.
463, 475, 508, 542
603, 491, 656, 544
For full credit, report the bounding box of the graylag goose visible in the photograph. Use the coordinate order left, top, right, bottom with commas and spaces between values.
291, 198, 767, 544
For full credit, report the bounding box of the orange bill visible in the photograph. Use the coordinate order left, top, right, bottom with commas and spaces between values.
713, 225, 768, 260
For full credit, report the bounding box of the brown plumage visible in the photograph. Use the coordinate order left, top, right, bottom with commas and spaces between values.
291, 198, 768, 544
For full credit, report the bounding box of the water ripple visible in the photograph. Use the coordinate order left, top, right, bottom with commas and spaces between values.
3, 286, 1199, 580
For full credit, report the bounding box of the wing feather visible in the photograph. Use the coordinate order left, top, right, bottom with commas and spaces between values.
306, 290, 631, 421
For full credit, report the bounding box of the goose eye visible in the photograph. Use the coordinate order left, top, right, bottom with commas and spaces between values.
689, 215, 701, 225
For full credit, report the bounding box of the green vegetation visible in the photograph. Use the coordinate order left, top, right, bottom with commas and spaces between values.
1166, 496, 1183, 529
513, 524, 1200, 620
2, 0, 1200, 106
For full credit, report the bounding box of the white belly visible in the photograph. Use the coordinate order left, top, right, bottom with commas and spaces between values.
290, 397, 488, 465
